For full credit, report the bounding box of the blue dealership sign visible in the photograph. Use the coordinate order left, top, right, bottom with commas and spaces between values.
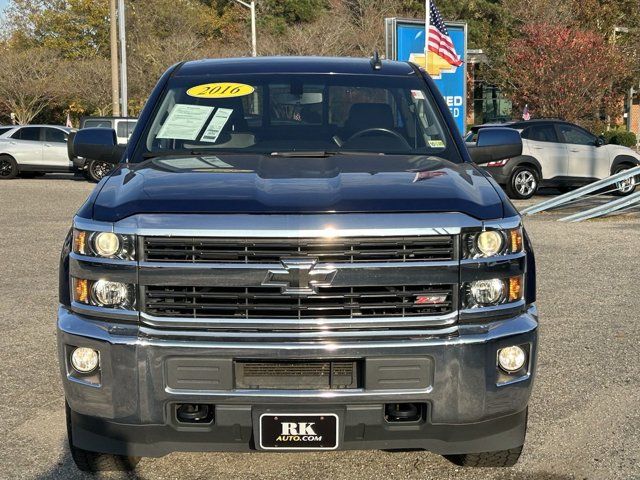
385, 18, 467, 133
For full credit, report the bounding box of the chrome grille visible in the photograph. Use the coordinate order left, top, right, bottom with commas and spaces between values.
143, 284, 455, 319
143, 236, 456, 263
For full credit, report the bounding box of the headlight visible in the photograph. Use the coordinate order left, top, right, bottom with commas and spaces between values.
94, 232, 120, 257
463, 227, 523, 259
73, 278, 135, 309
73, 229, 135, 260
464, 275, 523, 309
469, 279, 505, 306
476, 231, 504, 257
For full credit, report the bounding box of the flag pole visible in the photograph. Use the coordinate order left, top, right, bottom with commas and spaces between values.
425, 0, 430, 56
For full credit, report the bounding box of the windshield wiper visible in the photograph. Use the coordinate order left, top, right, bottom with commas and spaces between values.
143, 150, 246, 159
269, 150, 386, 158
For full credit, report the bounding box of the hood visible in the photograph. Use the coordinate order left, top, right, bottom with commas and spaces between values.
90, 154, 506, 222
606, 144, 640, 159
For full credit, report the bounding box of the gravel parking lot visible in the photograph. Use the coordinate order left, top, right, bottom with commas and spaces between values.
0, 176, 639, 480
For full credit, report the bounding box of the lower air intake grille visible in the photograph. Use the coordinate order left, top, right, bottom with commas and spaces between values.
235, 361, 359, 390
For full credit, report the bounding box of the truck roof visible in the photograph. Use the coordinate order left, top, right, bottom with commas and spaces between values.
175, 56, 417, 78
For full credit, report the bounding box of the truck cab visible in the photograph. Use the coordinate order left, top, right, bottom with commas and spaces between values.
59, 56, 537, 472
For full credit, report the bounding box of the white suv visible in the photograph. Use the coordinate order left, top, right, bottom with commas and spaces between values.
468, 120, 640, 199
0, 125, 73, 180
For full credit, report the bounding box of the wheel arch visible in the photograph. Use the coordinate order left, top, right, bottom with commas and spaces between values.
611, 155, 640, 175
508, 155, 542, 179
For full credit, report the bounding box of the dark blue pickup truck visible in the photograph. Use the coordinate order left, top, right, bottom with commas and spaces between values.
59, 56, 538, 472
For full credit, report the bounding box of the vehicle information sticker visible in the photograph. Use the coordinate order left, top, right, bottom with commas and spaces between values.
411, 90, 426, 100
187, 82, 255, 99
428, 140, 445, 148
200, 108, 233, 143
157, 104, 213, 140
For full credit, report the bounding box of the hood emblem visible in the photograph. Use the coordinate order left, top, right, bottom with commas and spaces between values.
263, 258, 337, 295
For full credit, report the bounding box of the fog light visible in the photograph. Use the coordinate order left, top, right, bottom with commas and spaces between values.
470, 279, 504, 306
92, 280, 129, 307
93, 232, 120, 257
498, 346, 526, 373
71, 347, 99, 373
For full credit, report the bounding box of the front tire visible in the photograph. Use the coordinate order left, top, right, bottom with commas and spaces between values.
506, 166, 539, 200
0, 155, 18, 180
66, 402, 140, 472
612, 165, 637, 196
444, 445, 523, 468
84, 159, 114, 183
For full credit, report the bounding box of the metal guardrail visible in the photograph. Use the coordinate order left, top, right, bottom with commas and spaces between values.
521, 166, 640, 216
559, 190, 640, 222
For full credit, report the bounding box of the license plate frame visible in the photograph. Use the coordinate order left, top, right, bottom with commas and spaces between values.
258, 413, 339, 451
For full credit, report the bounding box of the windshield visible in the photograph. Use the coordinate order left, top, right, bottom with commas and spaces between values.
133, 73, 461, 162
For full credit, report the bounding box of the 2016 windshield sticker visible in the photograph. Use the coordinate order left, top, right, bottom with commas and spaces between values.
200, 108, 233, 143
428, 140, 445, 148
187, 82, 255, 99
157, 104, 213, 140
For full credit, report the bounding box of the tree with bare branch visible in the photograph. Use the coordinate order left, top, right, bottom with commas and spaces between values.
0, 47, 62, 124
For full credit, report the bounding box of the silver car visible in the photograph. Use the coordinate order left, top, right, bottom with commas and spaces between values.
0, 125, 73, 180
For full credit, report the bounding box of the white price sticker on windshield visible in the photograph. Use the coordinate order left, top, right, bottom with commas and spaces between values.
157, 104, 213, 140
201, 108, 233, 143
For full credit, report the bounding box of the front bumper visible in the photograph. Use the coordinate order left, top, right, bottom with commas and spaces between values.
58, 305, 538, 457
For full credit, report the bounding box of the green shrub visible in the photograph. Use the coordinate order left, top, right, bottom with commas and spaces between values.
603, 129, 638, 147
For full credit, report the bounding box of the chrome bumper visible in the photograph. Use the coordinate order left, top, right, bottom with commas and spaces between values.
58, 304, 538, 426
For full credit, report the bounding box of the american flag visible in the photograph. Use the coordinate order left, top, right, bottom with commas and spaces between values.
427, 0, 463, 67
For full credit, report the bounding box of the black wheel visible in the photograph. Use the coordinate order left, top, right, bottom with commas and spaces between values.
66, 402, 140, 472
612, 165, 637, 196
506, 166, 539, 199
444, 445, 523, 468
84, 159, 114, 183
0, 155, 18, 180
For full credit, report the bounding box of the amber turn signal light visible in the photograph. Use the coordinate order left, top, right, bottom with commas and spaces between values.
509, 276, 523, 302
73, 230, 86, 255
73, 278, 89, 304
509, 228, 523, 253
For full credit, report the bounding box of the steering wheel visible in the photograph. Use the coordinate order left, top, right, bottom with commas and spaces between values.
345, 128, 411, 149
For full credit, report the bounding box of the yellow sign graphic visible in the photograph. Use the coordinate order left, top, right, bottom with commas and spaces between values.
409, 52, 458, 80
187, 82, 255, 99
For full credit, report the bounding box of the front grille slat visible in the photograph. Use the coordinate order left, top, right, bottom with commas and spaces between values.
144, 284, 455, 319
144, 236, 455, 263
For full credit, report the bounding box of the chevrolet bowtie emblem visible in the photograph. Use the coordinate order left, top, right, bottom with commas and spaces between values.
262, 258, 337, 295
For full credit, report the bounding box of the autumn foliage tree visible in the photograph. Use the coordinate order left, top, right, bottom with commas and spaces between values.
493, 24, 631, 130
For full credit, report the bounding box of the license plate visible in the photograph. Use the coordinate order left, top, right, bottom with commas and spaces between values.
258, 413, 339, 450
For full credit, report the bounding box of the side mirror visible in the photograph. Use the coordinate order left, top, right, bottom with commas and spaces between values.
596, 136, 606, 147
72, 128, 125, 164
467, 127, 523, 165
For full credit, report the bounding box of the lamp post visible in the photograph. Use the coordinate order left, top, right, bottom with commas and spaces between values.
118, 0, 128, 117
232, 0, 257, 57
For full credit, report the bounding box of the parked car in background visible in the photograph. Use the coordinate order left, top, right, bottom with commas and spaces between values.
467, 119, 640, 199
71, 117, 138, 182
0, 126, 16, 137
0, 125, 73, 180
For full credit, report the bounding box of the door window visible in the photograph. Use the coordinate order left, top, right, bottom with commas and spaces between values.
11, 127, 42, 141
521, 125, 558, 143
44, 128, 67, 143
116, 121, 137, 138
558, 125, 595, 146
83, 120, 112, 128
